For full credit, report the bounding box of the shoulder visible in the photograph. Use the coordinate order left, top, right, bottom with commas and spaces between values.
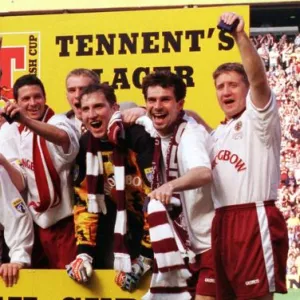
125, 124, 154, 150
126, 123, 147, 133
246, 90, 278, 117
79, 131, 90, 148
0, 122, 19, 137
184, 121, 211, 143
48, 113, 79, 136
48, 113, 69, 124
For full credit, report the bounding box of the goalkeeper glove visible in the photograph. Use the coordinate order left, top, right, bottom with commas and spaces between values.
115, 255, 152, 292
66, 253, 93, 283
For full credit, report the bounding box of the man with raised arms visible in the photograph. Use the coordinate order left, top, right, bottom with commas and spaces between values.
210, 12, 288, 300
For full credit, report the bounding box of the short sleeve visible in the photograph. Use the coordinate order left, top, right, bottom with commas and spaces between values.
246, 91, 281, 146
180, 123, 212, 171
46, 114, 79, 163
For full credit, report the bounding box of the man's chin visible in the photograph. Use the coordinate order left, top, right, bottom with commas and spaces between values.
28, 113, 42, 120
153, 120, 166, 129
89, 129, 106, 139
153, 124, 170, 136
153, 123, 164, 131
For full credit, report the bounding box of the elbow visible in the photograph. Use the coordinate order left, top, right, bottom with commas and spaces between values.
61, 131, 71, 145
59, 132, 71, 153
203, 168, 212, 185
17, 182, 26, 193
14, 172, 26, 193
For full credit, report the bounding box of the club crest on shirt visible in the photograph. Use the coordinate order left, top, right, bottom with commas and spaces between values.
144, 167, 153, 184
12, 198, 26, 214
233, 121, 243, 140
234, 121, 243, 131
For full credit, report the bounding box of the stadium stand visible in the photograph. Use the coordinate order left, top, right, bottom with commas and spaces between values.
252, 32, 300, 276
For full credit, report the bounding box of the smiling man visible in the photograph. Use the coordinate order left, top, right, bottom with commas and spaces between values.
1, 74, 79, 269
80, 85, 118, 138
137, 70, 215, 300
210, 12, 288, 300
214, 63, 248, 121
67, 83, 153, 291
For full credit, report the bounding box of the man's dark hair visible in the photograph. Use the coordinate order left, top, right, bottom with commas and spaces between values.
13, 74, 46, 100
142, 70, 186, 102
213, 63, 249, 86
78, 83, 117, 106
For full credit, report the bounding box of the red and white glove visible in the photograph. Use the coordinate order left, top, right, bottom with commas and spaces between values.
115, 255, 152, 292
66, 253, 93, 283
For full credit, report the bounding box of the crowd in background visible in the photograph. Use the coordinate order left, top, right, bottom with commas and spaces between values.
252, 32, 300, 276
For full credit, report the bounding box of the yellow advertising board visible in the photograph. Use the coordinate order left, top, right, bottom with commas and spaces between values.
0, 271, 298, 299
0, 6, 249, 127
0, 0, 299, 13
0, 270, 150, 299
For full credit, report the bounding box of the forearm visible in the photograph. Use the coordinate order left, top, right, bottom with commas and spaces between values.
169, 166, 212, 192
8, 224, 33, 267
22, 116, 70, 152
1, 160, 25, 192
234, 32, 268, 89
234, 31, 270, 106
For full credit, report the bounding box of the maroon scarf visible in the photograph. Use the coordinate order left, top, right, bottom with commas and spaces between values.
19, 106, 62, 213
145, 111, 194, 299
86, 111, 131, 273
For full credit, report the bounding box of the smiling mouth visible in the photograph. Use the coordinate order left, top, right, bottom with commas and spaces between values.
153, 113, 167, 120
224, 99, 235, 104
90, 120, 102, 128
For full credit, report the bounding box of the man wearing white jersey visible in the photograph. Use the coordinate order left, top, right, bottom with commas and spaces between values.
2, 74, 79, 269
210, 13, 288, 300
141, 70, 215, 300
0, 166, 33, 287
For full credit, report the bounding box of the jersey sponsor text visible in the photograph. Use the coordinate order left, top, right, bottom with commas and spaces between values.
212, 149, 246, 172
21, 158, 34, 171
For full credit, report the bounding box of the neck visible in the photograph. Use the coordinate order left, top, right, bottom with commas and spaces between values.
38, 107, 48, 122
158, 131, 172, 139
226, 107, 246, 121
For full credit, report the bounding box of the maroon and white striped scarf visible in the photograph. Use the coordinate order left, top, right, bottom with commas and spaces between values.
86, 111, 131, 273
20, 106, 62, 213
144, 112, 194, 299
144, 199, 192, 300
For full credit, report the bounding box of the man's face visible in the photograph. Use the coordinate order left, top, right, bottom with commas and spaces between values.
81, 91, 117, 139
17, 85, 46, 120
66, 75, 95, 119
215, 71, 248, 119
146, 85, 184, 136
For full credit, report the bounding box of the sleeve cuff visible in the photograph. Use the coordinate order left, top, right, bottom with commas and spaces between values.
77, 245, 96, 258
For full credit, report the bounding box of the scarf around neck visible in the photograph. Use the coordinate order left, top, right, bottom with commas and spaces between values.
145, 111, 194, 299
21, 106, 62, 213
